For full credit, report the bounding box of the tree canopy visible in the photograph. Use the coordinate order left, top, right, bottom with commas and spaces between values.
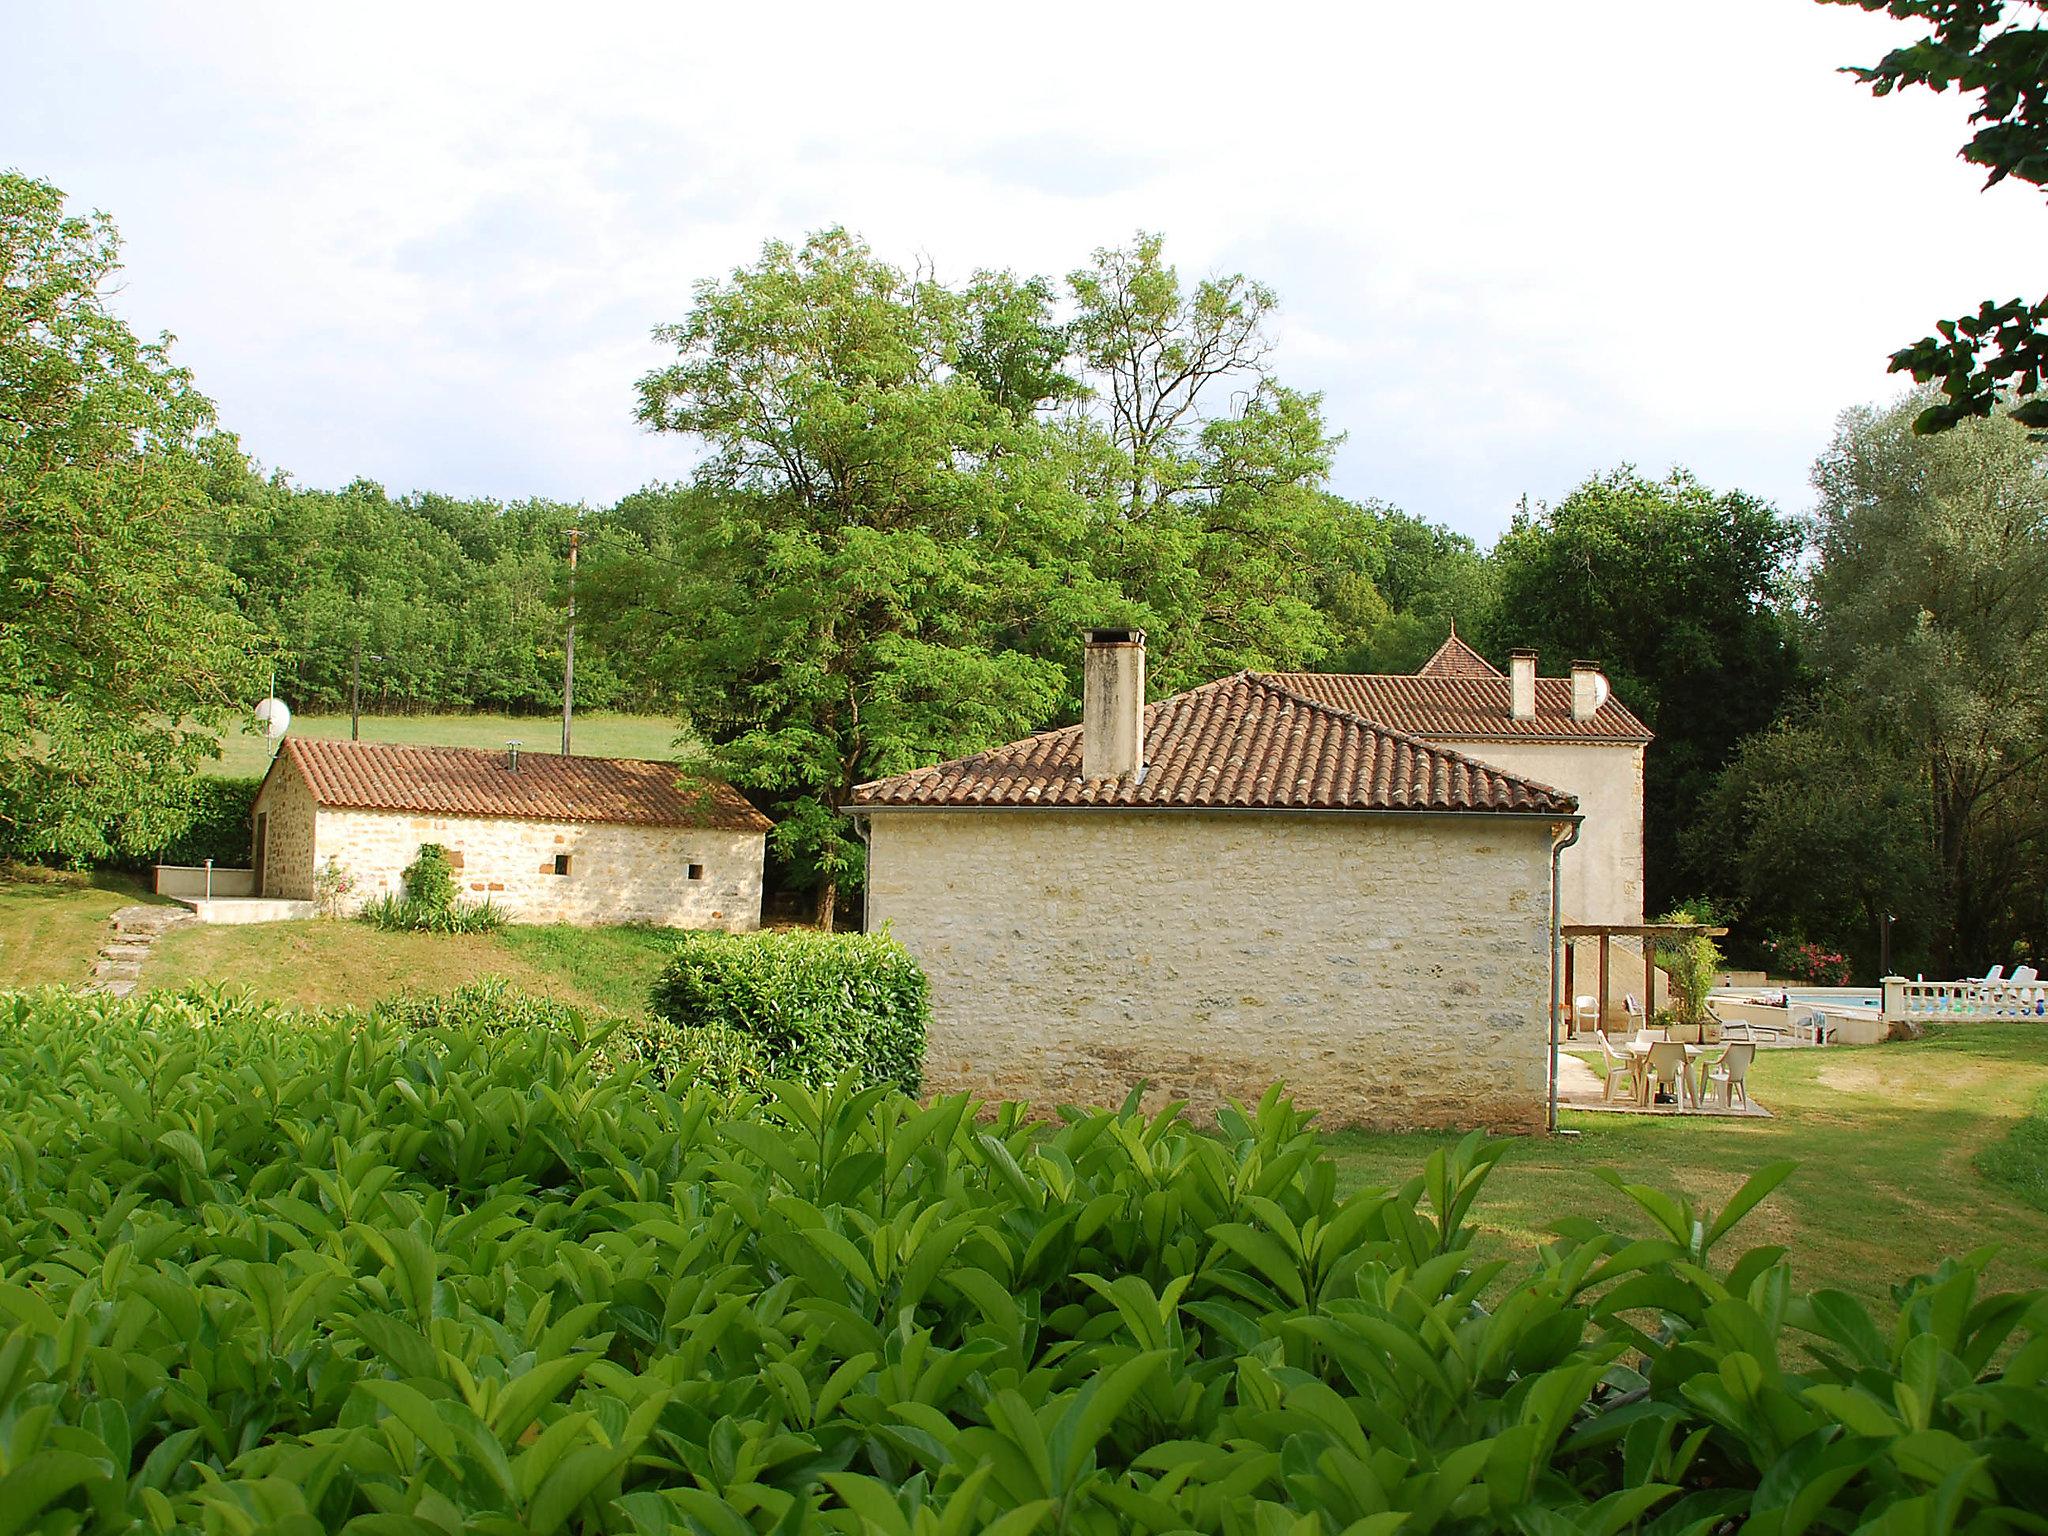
1823, 0, 2048, 433
1709, 393, 2048, 973
0, 173, 264, 863
1485, 468, 1807, 911
606, 230, 1425, 921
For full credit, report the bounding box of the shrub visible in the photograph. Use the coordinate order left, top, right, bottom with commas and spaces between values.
148, 774, 261, 866
1, 987, 2047, 1532
371, 976, 766, 1092
359, 841, 506, 932
650, 927, 928, 1091
1764, 932, 1854, 986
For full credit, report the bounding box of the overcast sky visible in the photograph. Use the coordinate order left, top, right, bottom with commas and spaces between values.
10, 1, 2043, 543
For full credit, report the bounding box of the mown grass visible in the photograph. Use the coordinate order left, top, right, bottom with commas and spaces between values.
1978, 1086, 2048, 1213
202, 711, 690, 778
1325, 1023, 2048, 1305
140, 914, 685, 1017
0, 867, 170, 988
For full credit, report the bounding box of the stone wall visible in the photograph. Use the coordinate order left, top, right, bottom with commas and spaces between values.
252, 757, 318, 900
1431, 739, 1644, 926
315, 807, 764, 928
864, 809, 1558, 1130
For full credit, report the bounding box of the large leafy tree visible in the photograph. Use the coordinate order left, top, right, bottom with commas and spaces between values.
1822, 1, 2048, 432
620, 231, 1097, 925
1486, 468, 1806, 910
0, 173, 263, 863
613, 230, 1408, 921
1060, 234, 1358, 691
1718, 394, 2048, 974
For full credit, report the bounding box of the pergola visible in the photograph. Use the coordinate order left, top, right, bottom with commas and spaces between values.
1560, 922, 1729, 1034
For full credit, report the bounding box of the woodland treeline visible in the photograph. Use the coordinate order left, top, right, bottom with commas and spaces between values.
8, 168, 2048, 978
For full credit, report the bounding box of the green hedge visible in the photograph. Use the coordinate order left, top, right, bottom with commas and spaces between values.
369, 976, 766, 1092
649, 927, 928, 1091
2, 986, 2047, 1532
149, 774, 261, 866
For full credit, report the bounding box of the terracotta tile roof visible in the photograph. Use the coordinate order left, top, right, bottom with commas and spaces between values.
851, 674, 1576, 815
1418, 629, 1503, 678
1264, 672, 1652, 743
276, 739, 772, 832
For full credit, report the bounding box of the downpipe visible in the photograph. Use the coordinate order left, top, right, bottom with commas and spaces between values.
1547, 817, 1584, 1136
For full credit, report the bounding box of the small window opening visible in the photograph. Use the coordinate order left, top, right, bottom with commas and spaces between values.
687, 863, 705, 881
553, 854, 572, 877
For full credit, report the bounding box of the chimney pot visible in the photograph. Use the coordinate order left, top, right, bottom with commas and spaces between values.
1508, 650, 1537, 721
1570, 660, 1605, 721
1082, 628, 1146, 781
506, 741, 522, 772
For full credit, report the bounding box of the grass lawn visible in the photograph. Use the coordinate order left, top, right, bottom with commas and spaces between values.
1325, 1023, 2048, 1305
203, 711, 689, 778
141, 915, 687, 1016
0, 867, 171, 988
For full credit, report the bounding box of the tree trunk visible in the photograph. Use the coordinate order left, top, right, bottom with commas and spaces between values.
815, 876, 837, 933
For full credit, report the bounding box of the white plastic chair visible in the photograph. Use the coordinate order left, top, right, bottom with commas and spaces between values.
1574, 994, 1600, 1038
1596, 1032, 1636, 1103
1794, 1010, 1834, 1045
1704, 1042, 1756, 1110
1644, 1042, 1695, 1109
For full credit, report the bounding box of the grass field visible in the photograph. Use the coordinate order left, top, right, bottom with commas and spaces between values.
1326, 1023, 2048, 1306
203, 711, 688, 778
0, 868, 171, 988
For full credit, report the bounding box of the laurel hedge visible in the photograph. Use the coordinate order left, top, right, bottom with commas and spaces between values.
649, 928, 928, 1092
1, 986, 2045, 1533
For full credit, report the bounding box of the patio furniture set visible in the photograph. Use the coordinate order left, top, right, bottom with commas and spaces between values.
1593, 1029, 1756, 1112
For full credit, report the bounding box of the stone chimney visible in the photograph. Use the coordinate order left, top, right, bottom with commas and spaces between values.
1570, 660, 1604, 721
1509, 650, 1537, 721
1082, 627, 1146, 781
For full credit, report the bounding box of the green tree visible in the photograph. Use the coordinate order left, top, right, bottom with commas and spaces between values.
0, 173, 263, 863
1060, 234, 1358, 691
1485, 467, 1806, 909
1821, 0, 2048, 433
624, 231, 1091, 925
1814, 395, 2048, 968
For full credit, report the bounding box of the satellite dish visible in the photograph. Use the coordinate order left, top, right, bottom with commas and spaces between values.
255, 697, 292, 739
1591, 673, 1612, 711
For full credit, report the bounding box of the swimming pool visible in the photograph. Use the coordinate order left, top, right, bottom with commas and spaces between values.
1712, 987, 1880, 1010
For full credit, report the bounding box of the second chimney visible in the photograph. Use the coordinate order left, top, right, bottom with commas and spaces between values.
1082, 627, 1146, 781
1570, 660, 1605, 721
1509, 650, 1537, 721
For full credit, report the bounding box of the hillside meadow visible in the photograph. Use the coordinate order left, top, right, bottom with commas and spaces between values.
201, 710, 688, 778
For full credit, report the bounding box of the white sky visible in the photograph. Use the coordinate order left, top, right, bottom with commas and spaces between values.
9, 0, 2043, 544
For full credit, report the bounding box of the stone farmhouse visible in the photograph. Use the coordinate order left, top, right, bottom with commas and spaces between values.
251, 739, 770, 928
851, 628, 1646, 1131
1275, 628, 1654, 1025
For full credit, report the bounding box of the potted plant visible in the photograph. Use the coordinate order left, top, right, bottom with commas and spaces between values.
1656, 902, 1727, 1045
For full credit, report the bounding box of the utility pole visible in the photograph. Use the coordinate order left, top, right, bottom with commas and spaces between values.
350, 642, 383, 742
561, 527, 578, 756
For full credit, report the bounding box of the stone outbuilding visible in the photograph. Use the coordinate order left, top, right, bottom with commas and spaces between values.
851, 630, 1586, 1131
251, 738, 770, 929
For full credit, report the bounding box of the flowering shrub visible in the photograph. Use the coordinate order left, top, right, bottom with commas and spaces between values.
1765, 934, 1852, 986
